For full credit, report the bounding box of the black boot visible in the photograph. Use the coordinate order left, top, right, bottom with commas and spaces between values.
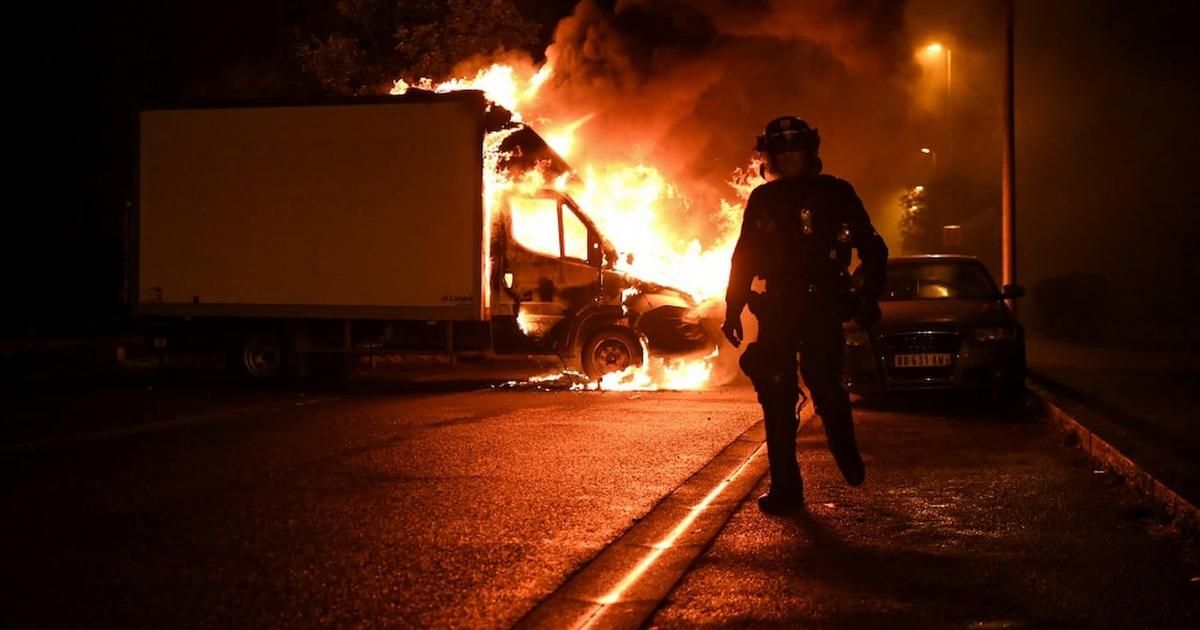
760, 405, 805, 514
757, 479, 805, 514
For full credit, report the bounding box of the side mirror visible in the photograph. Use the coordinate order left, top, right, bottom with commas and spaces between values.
1001, 284, 1025, 299
625, 252, 635, 266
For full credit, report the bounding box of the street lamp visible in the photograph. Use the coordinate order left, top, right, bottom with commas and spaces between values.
919, 146, 937, 178
921, 42, 952, 104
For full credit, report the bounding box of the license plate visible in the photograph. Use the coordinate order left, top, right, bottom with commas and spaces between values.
894, 353, 951, 368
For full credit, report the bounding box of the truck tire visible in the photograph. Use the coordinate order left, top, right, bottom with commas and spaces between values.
581, 327, 644, 379
234, 332, 287, 381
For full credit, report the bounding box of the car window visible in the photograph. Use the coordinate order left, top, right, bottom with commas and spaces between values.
882, 262, 997, 301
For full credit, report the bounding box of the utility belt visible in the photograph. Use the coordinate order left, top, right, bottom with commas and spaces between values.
747, 277, 859, 322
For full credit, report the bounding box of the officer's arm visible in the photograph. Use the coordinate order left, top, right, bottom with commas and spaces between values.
725, 190, 764, 320
842, 181, 889, 302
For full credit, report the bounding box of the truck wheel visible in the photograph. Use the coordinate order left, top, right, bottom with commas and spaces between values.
236, 333, 287, 380
582, 327, 644, 379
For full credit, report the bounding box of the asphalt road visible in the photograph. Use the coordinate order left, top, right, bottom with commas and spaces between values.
4, 379, 1197, 628
652, 400, 1200, 629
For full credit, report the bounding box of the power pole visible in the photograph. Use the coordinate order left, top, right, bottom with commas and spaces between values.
1002, 0, 1018, 308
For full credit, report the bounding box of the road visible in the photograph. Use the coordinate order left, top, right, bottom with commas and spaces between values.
4, 377, 1197, 628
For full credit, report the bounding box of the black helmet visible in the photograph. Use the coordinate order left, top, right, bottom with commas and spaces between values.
755, 116, 820, 155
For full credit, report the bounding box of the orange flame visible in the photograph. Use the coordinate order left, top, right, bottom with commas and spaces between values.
392, 63, 759, 390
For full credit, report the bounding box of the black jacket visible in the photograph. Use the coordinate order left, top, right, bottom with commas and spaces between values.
725, 174, 888, 319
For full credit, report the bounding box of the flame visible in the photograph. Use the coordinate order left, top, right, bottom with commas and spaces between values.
516, 311, 537, 336
564, 164, 755, 302
392, 62, 761, 391
389, 62, 549, 121
598, 345, 718, 392
543, 113, 595, 160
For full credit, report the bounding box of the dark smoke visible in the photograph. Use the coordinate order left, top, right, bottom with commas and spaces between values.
697, 0, 912, 75
530, 0, 918, 246
521, 0, 919, 384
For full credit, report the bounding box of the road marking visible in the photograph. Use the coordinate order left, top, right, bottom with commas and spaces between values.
575, 442, 765, 630
519, 407, 813, 630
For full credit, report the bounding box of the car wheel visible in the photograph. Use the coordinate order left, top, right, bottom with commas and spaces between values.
582, 327, 645, 379
1000, 340, 1027, 402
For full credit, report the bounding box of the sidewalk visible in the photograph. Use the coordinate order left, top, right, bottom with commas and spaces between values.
1026, 336, 1200, 506
650, 402, 1199, 628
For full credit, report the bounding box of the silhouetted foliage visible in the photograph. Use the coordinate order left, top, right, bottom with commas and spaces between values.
898, 185, 928, 254
297, 0, 539, 94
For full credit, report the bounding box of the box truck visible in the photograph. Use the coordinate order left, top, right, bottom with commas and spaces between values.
133, 91, 711, 379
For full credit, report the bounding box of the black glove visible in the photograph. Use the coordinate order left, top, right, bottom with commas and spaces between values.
854, 300, 882, 328
721, 317, 744, 348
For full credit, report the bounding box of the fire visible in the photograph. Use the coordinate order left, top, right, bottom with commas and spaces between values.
598, 346, 718, 392
393, 62, 760, 391
390, 62, 551, 121
514, 311, 536, 336
566, 164, 753, 301
543, 113, 595, 160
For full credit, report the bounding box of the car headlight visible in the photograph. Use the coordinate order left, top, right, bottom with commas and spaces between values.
844, 328, 870, 347
973, 326, 1011, 343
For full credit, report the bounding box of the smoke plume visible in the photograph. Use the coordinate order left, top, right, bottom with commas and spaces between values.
525, 0, 917, 245
518, 1, 919, 384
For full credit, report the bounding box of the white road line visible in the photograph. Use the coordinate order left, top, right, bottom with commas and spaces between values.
573, 445, 767, 630
568, 409, 812, 630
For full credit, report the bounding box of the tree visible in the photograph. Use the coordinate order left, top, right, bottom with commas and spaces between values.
298, 0, 539, 95
897, 185, 928, 254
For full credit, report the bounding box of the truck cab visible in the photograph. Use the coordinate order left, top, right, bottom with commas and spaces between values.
491, 189, 713, 377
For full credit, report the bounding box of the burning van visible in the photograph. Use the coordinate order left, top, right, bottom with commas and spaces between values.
134, 90, 715, 379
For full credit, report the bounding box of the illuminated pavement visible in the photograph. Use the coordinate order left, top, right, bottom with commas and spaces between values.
4, 382, 1198, 627
651, 399, 1200, 628
4, 384, 759, 627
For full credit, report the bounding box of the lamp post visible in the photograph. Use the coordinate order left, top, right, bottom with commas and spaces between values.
1001, 0, 1017, 307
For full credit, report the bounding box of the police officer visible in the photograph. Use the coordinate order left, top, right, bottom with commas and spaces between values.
722, 116, 888, 514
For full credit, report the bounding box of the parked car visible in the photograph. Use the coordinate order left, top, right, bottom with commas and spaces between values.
844, 255, 1026, 400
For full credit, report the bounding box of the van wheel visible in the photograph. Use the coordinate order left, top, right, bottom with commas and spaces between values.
582, 327, 644, 379
235, 333, 287, 380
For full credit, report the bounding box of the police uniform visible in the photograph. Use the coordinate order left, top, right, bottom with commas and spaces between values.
725, 125, 888, 510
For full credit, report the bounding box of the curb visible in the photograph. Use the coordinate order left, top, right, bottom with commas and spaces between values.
517, 409, 815, 630
1028, 380, 1200, 539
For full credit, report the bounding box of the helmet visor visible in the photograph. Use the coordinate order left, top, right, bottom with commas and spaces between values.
762, 130, 816, 154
